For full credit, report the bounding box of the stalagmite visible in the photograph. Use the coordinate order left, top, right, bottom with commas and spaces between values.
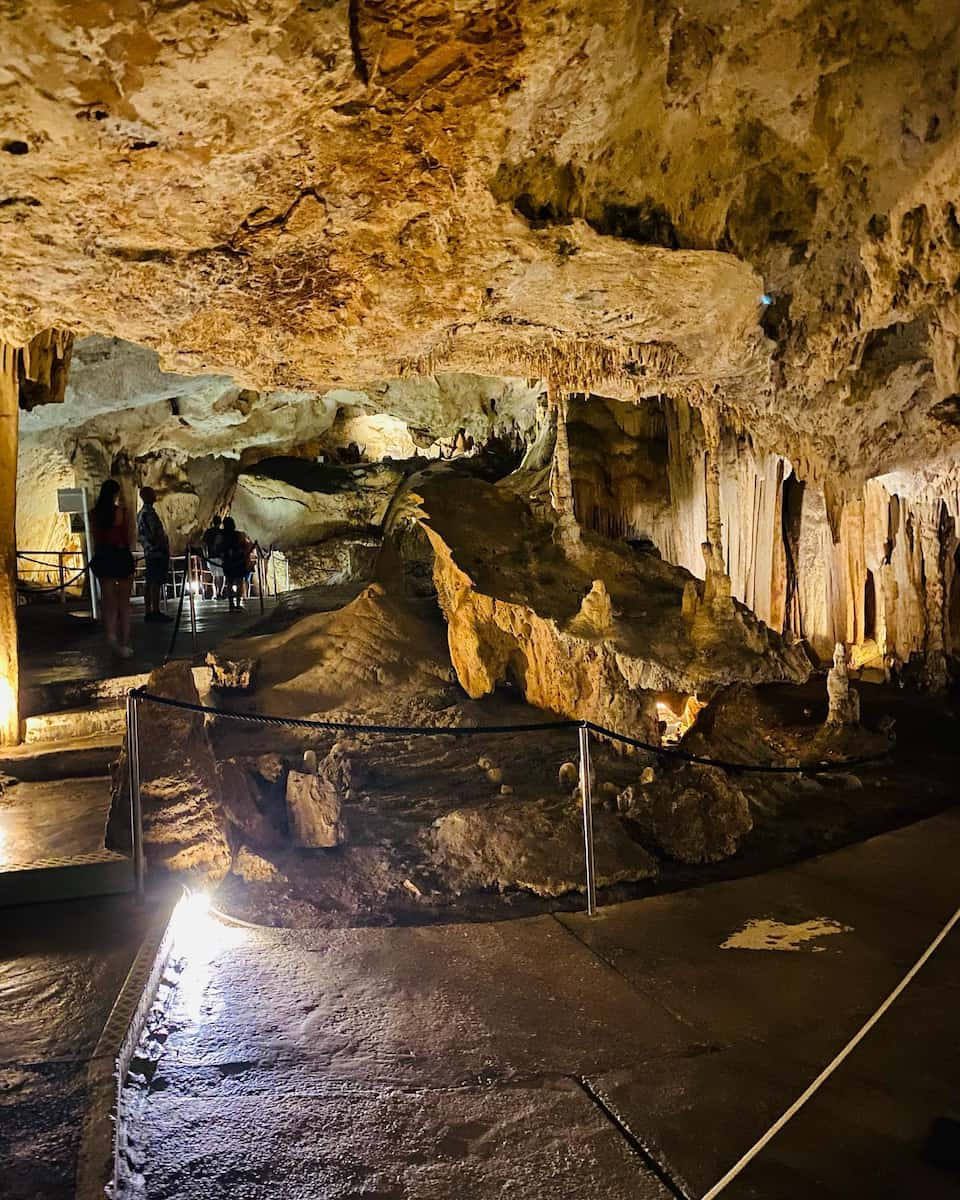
0, 344, 19, 745
826, 642, 861, 726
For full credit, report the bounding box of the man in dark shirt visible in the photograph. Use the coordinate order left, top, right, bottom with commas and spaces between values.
202, 514, 226, 598
137, 487, 172, 622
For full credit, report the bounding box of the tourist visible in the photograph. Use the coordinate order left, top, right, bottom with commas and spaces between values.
89, 479, 135, 658
137, 487, 172, 623
201, 513, 226, 597
221, 516, 254, 611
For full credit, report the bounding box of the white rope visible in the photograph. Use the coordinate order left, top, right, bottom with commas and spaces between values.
701, 901, 960, 1199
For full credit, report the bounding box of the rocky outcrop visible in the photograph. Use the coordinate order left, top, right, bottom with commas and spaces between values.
216, 758, 281, 850
432, 798, 657, 897
217, 581, 459, 726
618, 767, 753, 865
107, 662, 232, 882
285, 536, 380, 589
413, 472, 809, 739
285, 747, 347, 849
229, 458, 405, 549
206, 652, 258, 693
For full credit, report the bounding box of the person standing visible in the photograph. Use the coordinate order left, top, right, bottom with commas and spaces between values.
201, 514, 226, 598
89, 479, 135, 657
137, 487, 172, 623
221, 516, 253, 611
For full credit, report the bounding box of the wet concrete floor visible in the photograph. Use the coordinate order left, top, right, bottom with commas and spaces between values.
0, 892, 172, 1199
0, 777, 111, 867
18, 596, 283, 691
123, 809, 960, 1199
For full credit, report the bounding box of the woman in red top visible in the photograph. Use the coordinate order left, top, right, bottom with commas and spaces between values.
89, 479, 135, 658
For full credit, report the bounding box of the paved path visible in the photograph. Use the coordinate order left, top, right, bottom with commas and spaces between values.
0, 893, 172, 1199
123, 809, 960, 1199
0, 777, 111, 866
18, 596, 283, 691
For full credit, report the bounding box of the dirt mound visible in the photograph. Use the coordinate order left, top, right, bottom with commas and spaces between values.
220, 583, 456, 722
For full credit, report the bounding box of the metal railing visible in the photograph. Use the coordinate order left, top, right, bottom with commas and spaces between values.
163, 543, 287, 659
16, 548, 89, 601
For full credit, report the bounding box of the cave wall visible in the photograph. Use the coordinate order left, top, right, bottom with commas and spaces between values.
15, 336, 546, 561
567, 391, 955, 675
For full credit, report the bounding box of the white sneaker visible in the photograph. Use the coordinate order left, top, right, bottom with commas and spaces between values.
112, 642, 134, 658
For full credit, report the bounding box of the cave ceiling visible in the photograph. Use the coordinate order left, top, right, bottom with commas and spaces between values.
2, 1, 960, 493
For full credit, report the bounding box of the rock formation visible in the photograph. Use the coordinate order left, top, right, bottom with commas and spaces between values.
107, 662, 232, 882
617, 767, 753, 865
432, 797, 658, 897
285, 751, 344, 849
826, 643, 861, 727
6, 1, 960, 907
411, 468, 809, 740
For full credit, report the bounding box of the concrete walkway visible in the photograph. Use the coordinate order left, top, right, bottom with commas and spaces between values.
124, 810, 960, 1199
0, 777, 111, 866
0, 892, 173, 1199
18, 596, 282, 691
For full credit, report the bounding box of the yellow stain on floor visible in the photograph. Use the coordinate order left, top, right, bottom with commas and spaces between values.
721, 917, 853, 952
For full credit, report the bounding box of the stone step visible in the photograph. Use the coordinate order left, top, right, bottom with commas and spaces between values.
20, 664, 212, 719
20, 672, 150, 719
0, 732, 122, 782
22, 705, 127, 744
0, 850, 133, 906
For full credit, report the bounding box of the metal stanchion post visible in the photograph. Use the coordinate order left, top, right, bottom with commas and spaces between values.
187, 547, 198, 651
58, 551, 66, 604
257, 552, 265, 615
126, 690, 145, 903
578, 722, 597, 916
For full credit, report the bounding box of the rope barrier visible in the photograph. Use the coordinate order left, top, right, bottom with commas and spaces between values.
134, 689, 578, 736
583, 720, 889, 775
701, 900, 960, 1198
131, 690, 890, 773
17, 552, 85, 570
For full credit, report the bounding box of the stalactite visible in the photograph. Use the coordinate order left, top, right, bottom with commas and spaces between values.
17, 328, 73, 410
398, 330, 696, 409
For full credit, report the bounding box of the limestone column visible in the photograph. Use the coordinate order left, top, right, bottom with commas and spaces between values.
548, 389, 580, 550
701, 402, 724, 559
919, 504, 947, 690
698, 401, 734, 627
0, 343, 19, 744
